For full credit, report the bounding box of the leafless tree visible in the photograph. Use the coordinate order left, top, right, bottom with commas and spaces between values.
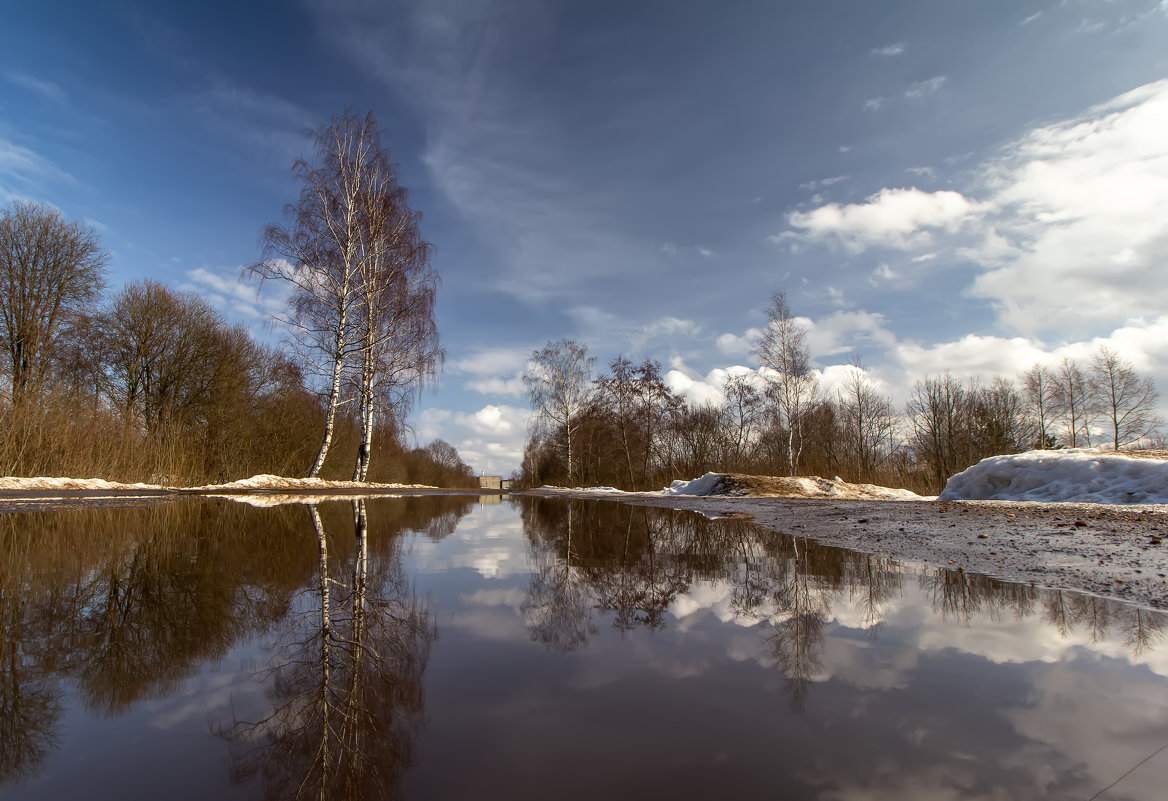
1021, 363, 1059, 449
753, 292, 818, 475
1090, 345, 1162, 450
251, 112, 385, 477
349, 168, 442, 482
836, 359, 896, 482
0, 201, 108, 403
1054, 356, 1093, 447
906, 373, 971, 490
720, 373, 763, 471
523, 339, 594, 486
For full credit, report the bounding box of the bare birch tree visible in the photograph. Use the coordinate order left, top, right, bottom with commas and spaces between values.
524, 339, 594, 486
350, 176, 441, 482
1055, 356, 1093, 447
1021, 363, 1058, 449
0, 201, 108, 403
1089, 345, 1161, 450
753, 292, 818, 475
251, 111, 384, 477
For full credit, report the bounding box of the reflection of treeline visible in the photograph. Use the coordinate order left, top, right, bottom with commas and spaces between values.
518, 499, 1166, 706
0, 496, 473, 790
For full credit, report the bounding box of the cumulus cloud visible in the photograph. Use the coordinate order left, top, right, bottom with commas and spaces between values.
968, 78, 1168, 333
782, 187, 983, 252
415, 403, 530, 476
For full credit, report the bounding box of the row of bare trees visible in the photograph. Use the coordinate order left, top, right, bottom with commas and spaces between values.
521, 294, 1161, 493
0, 110, 470, 485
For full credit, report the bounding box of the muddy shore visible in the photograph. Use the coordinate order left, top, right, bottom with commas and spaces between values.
604, 493, 1168, 610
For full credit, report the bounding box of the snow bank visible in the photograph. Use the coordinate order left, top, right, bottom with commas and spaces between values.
0, 476, 158, 491
667, 473, 727, 496
195, 474, 432, 492
939, 450, 1168, 504
0, 474, 436, 493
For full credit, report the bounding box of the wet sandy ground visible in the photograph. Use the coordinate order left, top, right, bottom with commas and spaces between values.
614, 494, 1168, 610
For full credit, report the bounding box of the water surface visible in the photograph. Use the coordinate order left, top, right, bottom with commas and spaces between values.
1, 495, 1166, 800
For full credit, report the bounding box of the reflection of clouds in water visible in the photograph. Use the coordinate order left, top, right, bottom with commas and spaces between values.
1007, 658, 1168, 801
446, 604, 528, 642
145, 671, 246, 731
671, 579, 777, 627
407, 505, 531, 579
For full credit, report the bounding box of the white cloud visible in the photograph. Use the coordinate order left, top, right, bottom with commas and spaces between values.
414, 403, 529, 476
970, 78, 1168, 333
1020, 12, 1042, 25
805, 310, 898, 358
183, 266, 287, 320
799, 175, 849, 191
3, 70, 68, 104
449, 346, 531, 377
904, 75, 947, 100
871, 42, 906, 57
0, 136, 75, 199
905, 166, 936, 180
782, 187, 983, 252
863, 97, 886, 112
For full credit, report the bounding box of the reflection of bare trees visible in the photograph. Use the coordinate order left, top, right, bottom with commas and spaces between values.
0, 495, 472, 793
222, 500, 435, 801
522, 502, 596, 651
0, 588, 60, 784
517, 498, 1168, 710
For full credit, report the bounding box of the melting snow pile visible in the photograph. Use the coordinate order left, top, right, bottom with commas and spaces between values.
940, 450, 1168, 504
196, 474, 430, 492
0, 476, 158, 491
667, 473, 728, 496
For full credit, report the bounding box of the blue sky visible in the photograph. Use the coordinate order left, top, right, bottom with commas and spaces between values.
4, 0, 1168, 475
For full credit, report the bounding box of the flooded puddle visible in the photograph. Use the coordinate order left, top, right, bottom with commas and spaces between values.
1, 495, 1166, 799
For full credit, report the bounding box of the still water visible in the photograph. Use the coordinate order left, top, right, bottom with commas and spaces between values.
1, 495, 1166, 800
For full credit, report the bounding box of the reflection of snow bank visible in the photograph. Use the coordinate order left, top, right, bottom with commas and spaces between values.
940, 450, 1168, 504
667, 473, 727, 496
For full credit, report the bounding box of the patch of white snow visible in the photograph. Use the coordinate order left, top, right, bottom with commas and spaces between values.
939, 450, 1168, 504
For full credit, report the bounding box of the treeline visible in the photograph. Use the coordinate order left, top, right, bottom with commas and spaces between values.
520, 295, 1161, 493
0, 110, 477, 486
0, 236, 471, 485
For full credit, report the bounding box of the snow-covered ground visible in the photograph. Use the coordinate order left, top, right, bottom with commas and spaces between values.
3, 450, 1167, 505
940, 450, 1168, 504
0, 474, 435, 493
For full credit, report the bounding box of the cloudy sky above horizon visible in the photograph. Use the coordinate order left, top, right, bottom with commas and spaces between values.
4, 0, 1168, 475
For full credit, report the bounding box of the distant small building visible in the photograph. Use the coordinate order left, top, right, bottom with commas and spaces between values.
478, 475, 502, 490
500, 479, 513, 491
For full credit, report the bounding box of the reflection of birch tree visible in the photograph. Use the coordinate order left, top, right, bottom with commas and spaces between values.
522, 502, 596, 651
0, 588, 60, 784
223, 500, 434, 800
767, 539, 831, 710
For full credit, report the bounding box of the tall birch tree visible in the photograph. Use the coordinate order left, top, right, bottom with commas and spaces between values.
753, 292, 818, 475
524, 339, 594, 486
